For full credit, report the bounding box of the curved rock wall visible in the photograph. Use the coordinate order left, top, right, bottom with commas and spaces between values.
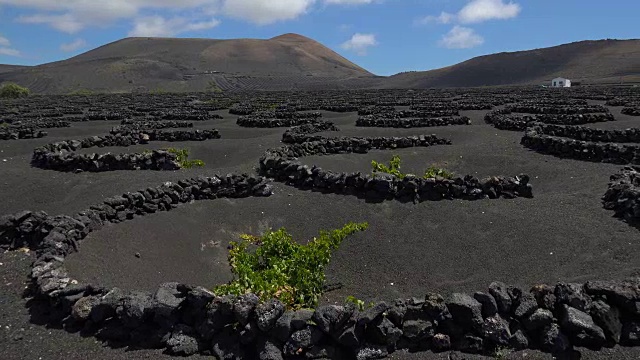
484, 111, 615, 132
602, 166, 640, 223
530, 123, 640, 143
1, 175, 636, 358
259, 155, 532, 202
31, 129, 220, 172
356, 116, 471, 128
521, 126, 640, 165
267, 135, 451, 159
32, 149, 181, 172
237, 117, 323, 128
281, 122, 340, 144
622, 107, 640, 116
117, 120, 194, 129
259, 134, 532, 202
9, 119, 71, 128
506, 104, 609, 115
0, 127, 48, 140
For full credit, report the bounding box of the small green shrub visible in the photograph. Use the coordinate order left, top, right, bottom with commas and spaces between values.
0, 83, 30, 99
166, 147, 205, 169
372, 155, 405, 179
372, 155, 455, 180
424, 166, 455, 179
345, 296, 366, 311
214, 222, 369, 309
345, 296, 376, 311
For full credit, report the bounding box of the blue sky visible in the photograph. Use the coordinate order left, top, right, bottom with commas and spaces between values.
0, 0, 637, 76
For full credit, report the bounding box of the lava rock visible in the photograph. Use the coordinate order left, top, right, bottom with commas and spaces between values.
456, 335, 483, 354
540, 324, 572, 354
446, 293, 483, 330
71, 295, 101, 322
283, 327, 323, 356
313, 305, 351, 336
555, 283, 592, 312
153, 282, 185, 327
489, 282, 512, 314
291, 309, 315, 330
559, 304, 606, 349
590, 300, 622, 344
431, 333, 451, 352
211, 328, 244, 360
386, 300, 406, 327
621, 322, 640, 346
117, 291, 153, 328
239, 321, 259, 345
524, 308, 554, 332
509, 330, 530, 350
337, 323, 364, 348
274, 311, 295, 342
305, 344, 337, 359
166, 325, 199, 356
367, 316, 402, 347
257, 338, 284, 360
585, 279, 640, 316
199, 295, 235, 339
356, 345, 388, 360
473, 292, 498, 318
255, 299, 285, 332
358, 301, 389, 324
90, 287, 125, 323
402, 319, 435, 343
514, 293, 538, 319
481, 315, 511, 346
233, 293, 260, 326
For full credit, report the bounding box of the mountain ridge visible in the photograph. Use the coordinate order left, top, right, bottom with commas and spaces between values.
385, 39, 640, 88
1, 35, 638, 93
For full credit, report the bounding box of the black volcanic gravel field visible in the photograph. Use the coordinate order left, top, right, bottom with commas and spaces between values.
2, 92, 640, 359
62, 108, 640, 300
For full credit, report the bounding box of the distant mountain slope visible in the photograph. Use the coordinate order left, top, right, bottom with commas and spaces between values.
0, 33, 373, 93
1, 38, 638, 93
0, 65, 28, 74
385, 39, 640, 88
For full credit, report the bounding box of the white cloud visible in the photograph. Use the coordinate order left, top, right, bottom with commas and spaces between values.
19, 14, 84, 33
340, 33, 377, 55
129, 15, 220, 37
420, 0, 520, 26
0, 34, 20, 57
3, 0, 379, 32
458, 0, 521, 23
221, 0, 314, 25
324, 0, 374, 4
0, 47, 21, 56
418, 11, 455, 25
60, 38, 87, 52
0, 35, 10, 47
439, 26, 484, 49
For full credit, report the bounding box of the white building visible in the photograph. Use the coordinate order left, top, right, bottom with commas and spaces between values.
551, 77, 571, 87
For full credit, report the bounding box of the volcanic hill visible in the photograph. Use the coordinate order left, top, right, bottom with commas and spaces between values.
384, 39, 640, 88
0, 33, 375, 93
1, 37, 639, 93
